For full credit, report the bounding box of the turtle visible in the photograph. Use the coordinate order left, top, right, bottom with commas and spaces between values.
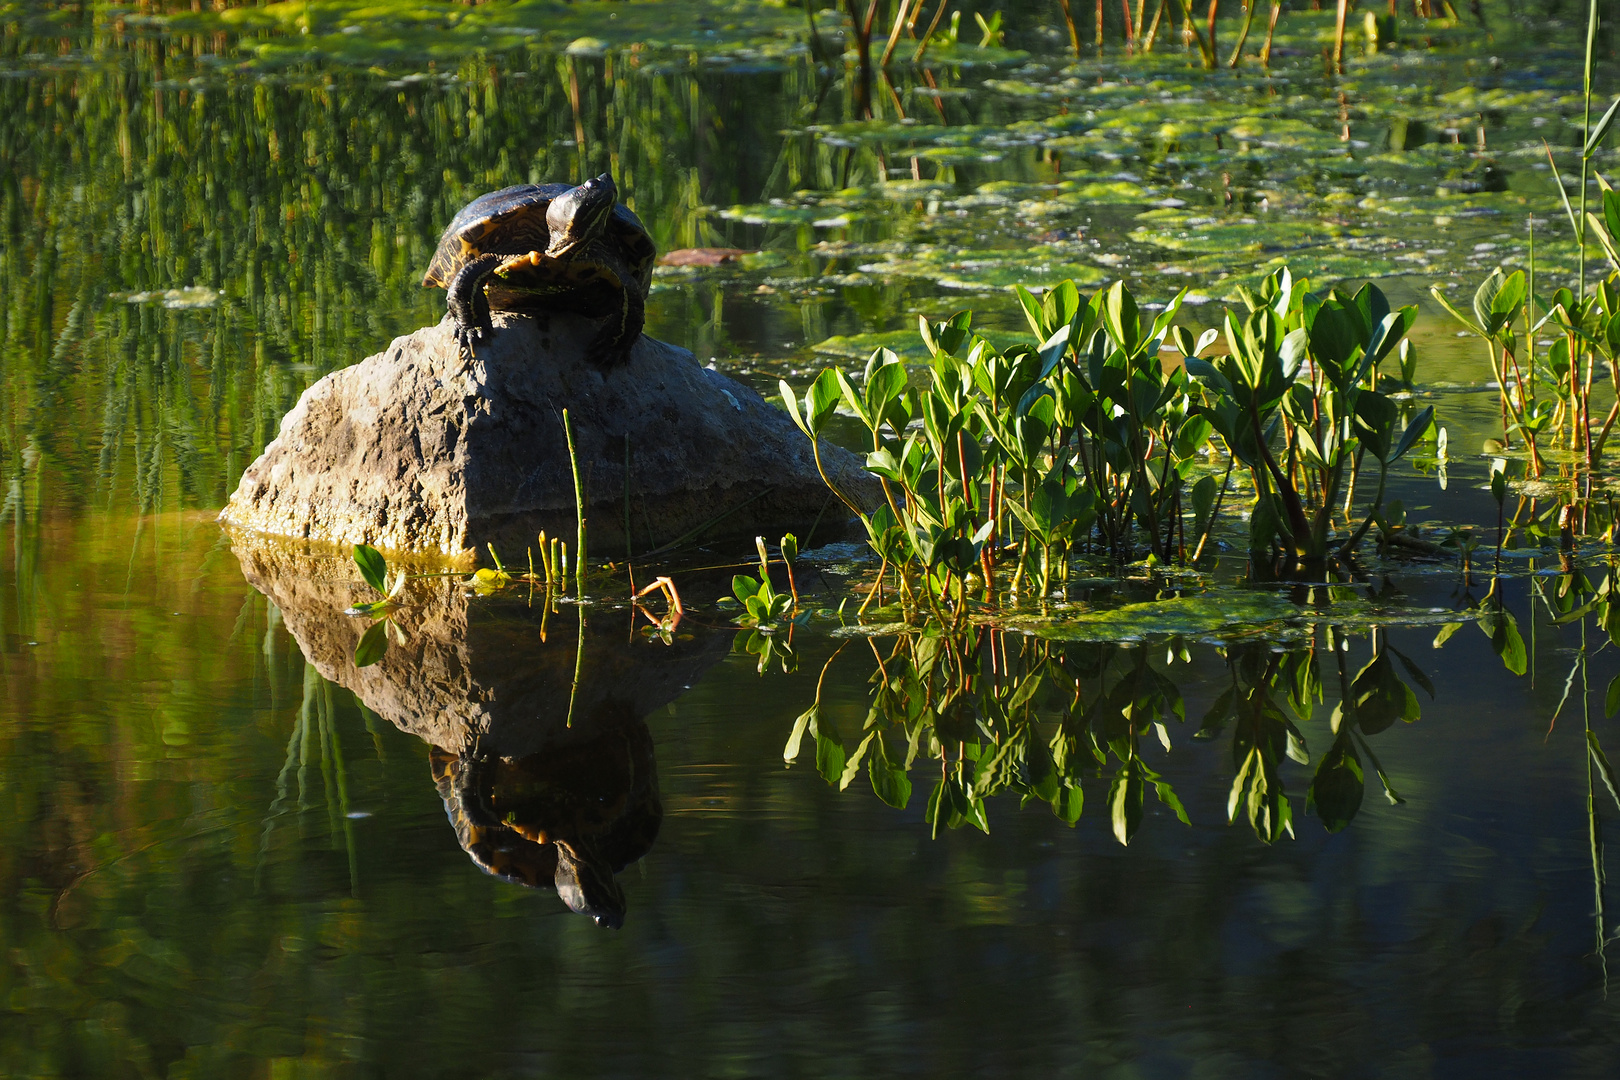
421, 173, 657, 366
428, 706, 662, 929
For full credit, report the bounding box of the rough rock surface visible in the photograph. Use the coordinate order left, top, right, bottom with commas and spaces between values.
221, 312, 879, 559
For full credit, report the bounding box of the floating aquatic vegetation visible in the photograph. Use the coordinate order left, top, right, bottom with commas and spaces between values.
111, 286, 221, 309
999, 589, 1463, 642
153, 0, 812, 68
1128, 209, 1335, 255
853, 243, 1112, 292
812, 329, 929, 361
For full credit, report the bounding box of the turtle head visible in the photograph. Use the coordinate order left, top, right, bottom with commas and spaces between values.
544, 174, 617, 259
553, 840, 627, 929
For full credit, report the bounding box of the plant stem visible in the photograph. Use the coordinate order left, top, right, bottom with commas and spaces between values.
1332, 0, 1349, 74
563, 407, 586, 598
1055, 0, 1082, 57
1227, 0, 1258, 65
1142, 0, 1168, 50
1579, 0, 1600, 297
1260, 0, 1282, 65
880, 0, 914, 66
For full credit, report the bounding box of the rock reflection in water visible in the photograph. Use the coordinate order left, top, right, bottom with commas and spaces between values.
232, 535, 729, 927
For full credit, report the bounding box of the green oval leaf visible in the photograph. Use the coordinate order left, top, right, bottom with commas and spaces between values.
354, 544, 388, 595
354, 619, 389, 668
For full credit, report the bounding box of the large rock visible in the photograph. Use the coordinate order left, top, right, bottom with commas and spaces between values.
220, 312, 879, 559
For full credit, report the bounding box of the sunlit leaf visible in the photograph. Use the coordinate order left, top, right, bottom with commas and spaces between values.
1109, 761, 1144, 846
839, 731, 876, 791
1584, 95, 1620, 158
354, 543, 388, 595
784, 705, 816, 765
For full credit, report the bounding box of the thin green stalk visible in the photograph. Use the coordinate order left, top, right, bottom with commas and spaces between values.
563, 407, 586, 598
1227, 0, 1258, 65
1527, 215, 1537, 407
1579, 0, 1600, 296
1176, 0, 1216, 66
914, 0, 953, 62
1332, 0, 1348, 74
1583, 618, 1609, 995
565, 607, 585, 729
1337, 459, 1388, 559
1192, 456, 1235, 562
1260, 0, 1282, 66
880, 0, 914, 66
325, 679, 359, 897
1142, 0, 1168, 51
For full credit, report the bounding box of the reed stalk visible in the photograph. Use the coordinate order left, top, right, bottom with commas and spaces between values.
1260, 0, 1282, 65
1055, 0, 1082, 56
1578, 0, 1600, 297
1227, 0, 1259, 65
913, 0, 952, 61
880, 0, 913, 66
1332, 0, 1349, 74
563, 407, 586, 598
1141, 0, 1168, 50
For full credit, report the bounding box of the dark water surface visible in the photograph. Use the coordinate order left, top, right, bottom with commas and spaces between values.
4, 2, 1620, 1076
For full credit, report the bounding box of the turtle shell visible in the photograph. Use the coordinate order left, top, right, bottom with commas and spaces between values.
421, 182, 656, 299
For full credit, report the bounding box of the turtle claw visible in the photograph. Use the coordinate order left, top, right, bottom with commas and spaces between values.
452, 308, 495, 355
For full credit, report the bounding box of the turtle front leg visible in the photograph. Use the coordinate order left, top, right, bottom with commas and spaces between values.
585, 286, 645, 367
446, 252, 504, 351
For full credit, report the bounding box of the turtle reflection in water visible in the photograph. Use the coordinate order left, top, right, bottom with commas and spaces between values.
421, 173, 656, 365
431, 703, 661, 929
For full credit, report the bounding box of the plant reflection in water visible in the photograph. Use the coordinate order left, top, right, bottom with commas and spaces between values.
234, 537, 731, 928
779, 613, 1427, 846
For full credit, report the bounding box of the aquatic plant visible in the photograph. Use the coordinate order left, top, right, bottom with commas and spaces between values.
780, 262, 1434, 617
728, 535, 799, 628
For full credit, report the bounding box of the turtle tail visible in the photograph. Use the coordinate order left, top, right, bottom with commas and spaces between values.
446, 252, 504, 351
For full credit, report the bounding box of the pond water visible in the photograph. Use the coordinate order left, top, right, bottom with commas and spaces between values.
3, 1, 1620, 1075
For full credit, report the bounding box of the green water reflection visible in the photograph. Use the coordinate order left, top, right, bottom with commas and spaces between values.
6, 517, 1620, 1073
4, 1, 1620, 1074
